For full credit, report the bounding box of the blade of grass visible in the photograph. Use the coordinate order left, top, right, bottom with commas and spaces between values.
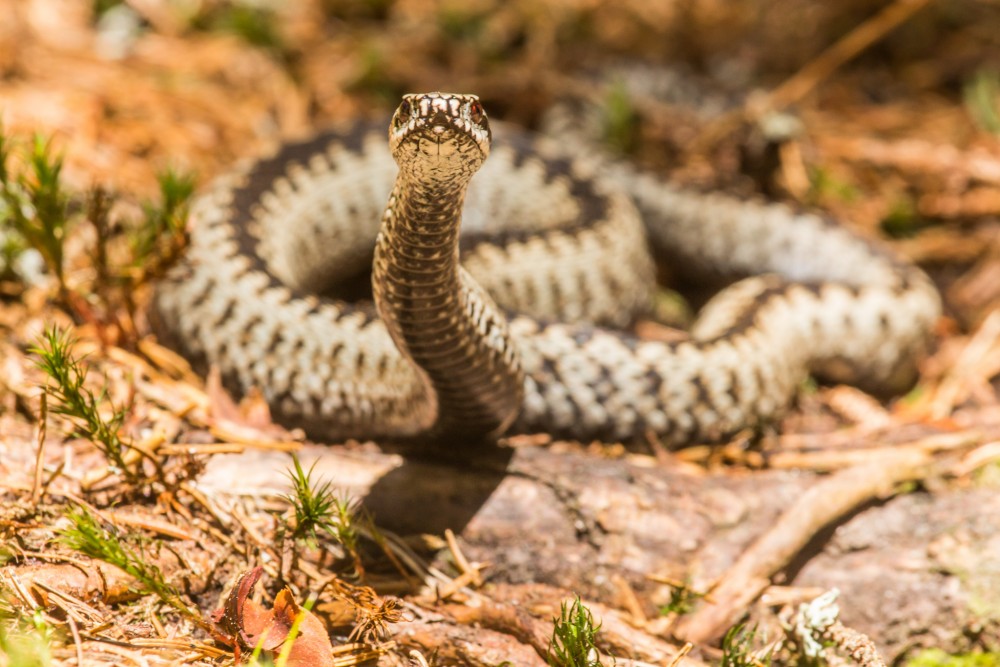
31, 326, 134, 481
59, 505, 202, 623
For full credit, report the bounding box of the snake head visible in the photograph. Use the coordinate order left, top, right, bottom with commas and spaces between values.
389, 92, 492, 178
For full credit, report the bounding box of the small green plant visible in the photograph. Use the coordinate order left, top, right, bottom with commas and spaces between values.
245, 656, 277, 667
188, 2, 284, 52
657, 580, 706, 616
0, 607, 54, 667
880, 195, 923, 239
547, 596, 609, 667
283, 456, 364, 572
92, 0, 125, 19
327, 492, 362, 558
285, 456, 340, 542
90, 166, 194, 329
964, 68, 1000, 135
807, 166, 859, 205
437, 6, 487, 42
799, 376, 819, 396
601, 80, 639, 156
0, 129, 72, 292
222, 5, 283, 50
721, 622, 771, 667
347, 42, 401, 104
59, 506, 197, 619
32, 326, 135, 479
1, 124, 194, 330
129, 168, 195, 272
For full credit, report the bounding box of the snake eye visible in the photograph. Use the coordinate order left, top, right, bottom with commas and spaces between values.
396, 99, 412, 125
392, 100, 413, 127
469, 101, 485, 124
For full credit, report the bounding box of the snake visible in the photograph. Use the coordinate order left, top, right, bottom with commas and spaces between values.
151, 92, 942, 445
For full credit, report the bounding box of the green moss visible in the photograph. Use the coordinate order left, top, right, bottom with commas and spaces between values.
0, 130, 72, 290
0, 608, 54, 667
320, 0, 392, 21
601, 79, 639, 156
721, 623, 772, 667
92, 0, 125, 19
347, 42, 401, 104
657, 580, 706, 616
547, 597, 609, 667
906, 649, 1000, 667
215, 4, 284, 51
651, 287, 692, 328
973, 461, 1000, 488
901, 383, 926, 406
808, 166, 859, 204
129, 167, 195, 270
880, 196, 926, 238
963, 69, 1000, 135
438, 6, 487, 42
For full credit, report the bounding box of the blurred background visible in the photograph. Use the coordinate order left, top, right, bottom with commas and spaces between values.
1, 7, 1000, 661
1, 0, 1000, 326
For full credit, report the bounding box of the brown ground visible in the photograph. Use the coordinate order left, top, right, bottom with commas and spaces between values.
1, 1, 1000, 665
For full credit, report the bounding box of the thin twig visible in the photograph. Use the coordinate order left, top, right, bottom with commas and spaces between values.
766, 428, 990, 471
925, 308, 1000, 419
67, 613, 84, 666
673, 451, 929, 644
695, 0, 934, 150
666, 642, 693, 667
444, 528, 481, 587
764, 0, 934, 112
31, 392, 47, 504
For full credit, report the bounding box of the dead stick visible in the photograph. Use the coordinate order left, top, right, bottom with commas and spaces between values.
696, 0, 933, 152
673, 451, 929, 645
31, 394, 47, 504
765, 0, 933, 111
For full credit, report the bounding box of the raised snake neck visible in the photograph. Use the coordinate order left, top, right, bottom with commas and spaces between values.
152, 92, 942, 445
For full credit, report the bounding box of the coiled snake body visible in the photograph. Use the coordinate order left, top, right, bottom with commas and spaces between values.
153, 93, 941, 444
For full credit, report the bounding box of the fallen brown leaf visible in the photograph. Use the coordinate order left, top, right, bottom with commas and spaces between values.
212, 566, 335, 666
205, 366, 304, 443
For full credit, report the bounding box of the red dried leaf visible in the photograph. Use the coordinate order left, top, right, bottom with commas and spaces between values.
212, 567, 335, 666
272, 588, 336, 667
212, 566, 279, 651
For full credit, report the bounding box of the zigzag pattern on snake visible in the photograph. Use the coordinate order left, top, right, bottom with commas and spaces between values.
152, 92, 941, 445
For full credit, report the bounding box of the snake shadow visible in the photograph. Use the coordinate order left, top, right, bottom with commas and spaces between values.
360, 438, 515, 535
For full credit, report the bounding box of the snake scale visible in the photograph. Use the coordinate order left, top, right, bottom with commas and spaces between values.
152, 92, 942, 445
